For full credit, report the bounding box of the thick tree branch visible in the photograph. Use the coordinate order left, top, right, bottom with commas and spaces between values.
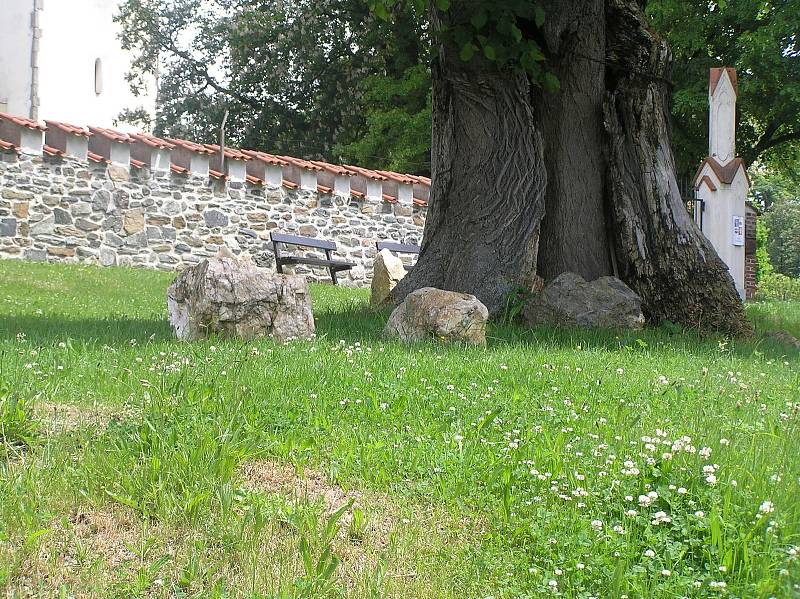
156, 33, 264, 111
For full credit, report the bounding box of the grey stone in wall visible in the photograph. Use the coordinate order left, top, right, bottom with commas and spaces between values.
0, 153, 427, 287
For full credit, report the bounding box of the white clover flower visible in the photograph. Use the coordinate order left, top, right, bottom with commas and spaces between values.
548, 580, 558, 588
661, 569, 671, 577
694, 510, 705, 518
759, 500, 775, 515
591, 519, 603, 531
625, 509, 638, 518
576, 563, 585, 570
706, 474, 717, 485
720, 438, 730, 446
643, 549, 655, 558
699, 446, 712, 460
677, 487, 687, 495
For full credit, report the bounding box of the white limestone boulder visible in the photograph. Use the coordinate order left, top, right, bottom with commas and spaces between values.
167, 257, 314, 341
370, 249, 407, 306
523, 272, 645, 330
385, 287, 489, 345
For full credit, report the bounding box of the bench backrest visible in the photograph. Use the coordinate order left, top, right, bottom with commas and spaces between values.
271, 231, 337, 251
376, 241, 421, 254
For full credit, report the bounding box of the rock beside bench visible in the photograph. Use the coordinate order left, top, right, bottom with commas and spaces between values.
370, 249, 407, 306
385, 287, 489, 345
167, 257, 315, 341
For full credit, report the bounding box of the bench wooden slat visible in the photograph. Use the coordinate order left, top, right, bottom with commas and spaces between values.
376, 241, 421, 254
270, 231, 352, 284
278, 256, 355, 270
271, 231, 337, 251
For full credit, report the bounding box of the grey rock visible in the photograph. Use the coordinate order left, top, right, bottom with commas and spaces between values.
53, 208, 72, 224
30, 214, 55, 236
23, 248, 47, 261
167, 257, 315, 342
72, 201, 92, 216
385, 287, 488, 345
204, 209, 229, 228
523, 272, 645, 330
105, 232, 125, 247
100, 247, 116, 266
76, 218, 101, 231
0, 218, 16, 237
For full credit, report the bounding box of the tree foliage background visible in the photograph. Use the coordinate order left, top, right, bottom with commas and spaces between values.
117, 0, 800, 180
116, 0, 431, 174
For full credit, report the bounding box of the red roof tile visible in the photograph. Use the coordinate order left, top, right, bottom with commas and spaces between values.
43, 145, 65, 157
203, 144, 251, 161
350, 189, 366, 199
209, 169, 226, 180
282, 180, 299, 190
377, 170, 416, 185
89, 126, 133, 143
45, 120, 90, 137
246, 174, 265, 185
87, 151, 110, 164
0, 112, 46, 131
0, 139, 19, 152
317, 184, 333, 194
167, 138, 214, 155
310, 161, 357, 176
241, 150, 289, 166
129, 133, 174, 150
382, 193, 397, 203
345, 165, 387, 181
413, 198, 428, 207
277, 155, 323, 171
170, 164, 190, 175
405, 174, 431, 186
130, 158, 146, 169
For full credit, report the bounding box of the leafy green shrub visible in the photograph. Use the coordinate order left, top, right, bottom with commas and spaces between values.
0, 392, 38, 456
755, 272, 800, 301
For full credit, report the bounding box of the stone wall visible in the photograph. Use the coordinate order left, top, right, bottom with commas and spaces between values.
0, 151, 426, 286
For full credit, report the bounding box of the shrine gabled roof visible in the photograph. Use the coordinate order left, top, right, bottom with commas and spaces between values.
693, 156, 750, 188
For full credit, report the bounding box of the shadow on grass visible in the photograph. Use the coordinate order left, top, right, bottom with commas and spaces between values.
1, 308, 794, 361
0, 315, 172, 346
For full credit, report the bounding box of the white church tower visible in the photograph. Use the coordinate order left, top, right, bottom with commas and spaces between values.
0, 0, 156, 130
693, 67, 750, 300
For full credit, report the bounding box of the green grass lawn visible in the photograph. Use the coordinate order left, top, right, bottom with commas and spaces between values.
0, 260, 798, 598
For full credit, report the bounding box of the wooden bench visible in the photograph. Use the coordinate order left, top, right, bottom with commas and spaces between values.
376, 241, 421, 271
271, 232, 355, 285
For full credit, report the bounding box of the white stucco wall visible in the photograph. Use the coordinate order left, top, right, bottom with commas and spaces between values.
36, 0, 156, 130
696, 166, 748, 299
0, 0, 35, 117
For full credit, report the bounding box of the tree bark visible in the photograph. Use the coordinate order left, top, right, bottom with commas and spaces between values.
391, 8, 547, 316
603, 0, 751, 335
535, 0, 613, 281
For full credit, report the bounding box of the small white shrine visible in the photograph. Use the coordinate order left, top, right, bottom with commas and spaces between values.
693, 67, 750, 300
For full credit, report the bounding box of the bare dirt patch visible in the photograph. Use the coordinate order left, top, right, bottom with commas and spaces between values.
239, 459, 362, 516
35, 402, 131, 434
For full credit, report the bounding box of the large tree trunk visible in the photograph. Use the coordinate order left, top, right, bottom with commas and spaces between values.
535, 0, 613, 281
603, 0, 751, 335
391, 9, 547, 316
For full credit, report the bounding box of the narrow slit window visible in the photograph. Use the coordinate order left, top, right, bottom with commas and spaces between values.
94, 58, 103, 95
